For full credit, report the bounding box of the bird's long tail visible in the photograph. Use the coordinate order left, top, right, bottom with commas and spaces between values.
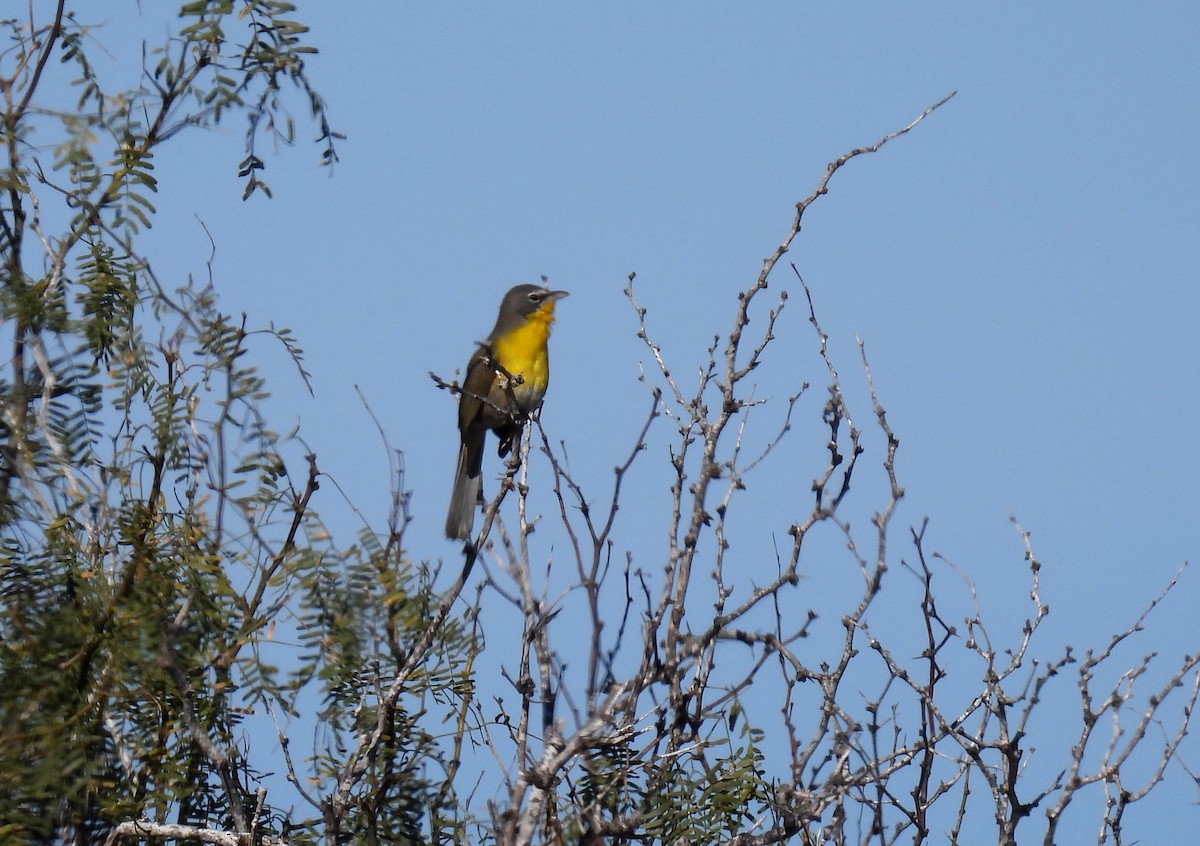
445, 437, 483, 540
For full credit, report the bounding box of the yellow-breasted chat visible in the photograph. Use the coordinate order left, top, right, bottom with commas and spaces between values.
445, 284, 569, 541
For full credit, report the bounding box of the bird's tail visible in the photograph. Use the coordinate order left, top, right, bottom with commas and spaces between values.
445, 438, 482, 541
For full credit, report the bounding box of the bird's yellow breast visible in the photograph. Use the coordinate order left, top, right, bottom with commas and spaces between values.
490, 303, 555, 409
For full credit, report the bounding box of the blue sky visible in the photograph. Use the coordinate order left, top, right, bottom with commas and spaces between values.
81, 2, 1200, 837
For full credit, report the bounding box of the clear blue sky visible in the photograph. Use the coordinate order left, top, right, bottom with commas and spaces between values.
96, 2, 1199, 837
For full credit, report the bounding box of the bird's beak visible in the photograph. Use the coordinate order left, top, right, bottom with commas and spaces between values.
548, 290, 569, 301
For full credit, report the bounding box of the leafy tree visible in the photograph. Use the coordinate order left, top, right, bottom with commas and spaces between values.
2, 6, 1196, 846
1, 4, 470, 844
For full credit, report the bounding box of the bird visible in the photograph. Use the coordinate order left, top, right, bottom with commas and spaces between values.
445, 283, 569, 541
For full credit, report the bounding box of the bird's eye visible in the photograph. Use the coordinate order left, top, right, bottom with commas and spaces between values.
528, 292, 543, 302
